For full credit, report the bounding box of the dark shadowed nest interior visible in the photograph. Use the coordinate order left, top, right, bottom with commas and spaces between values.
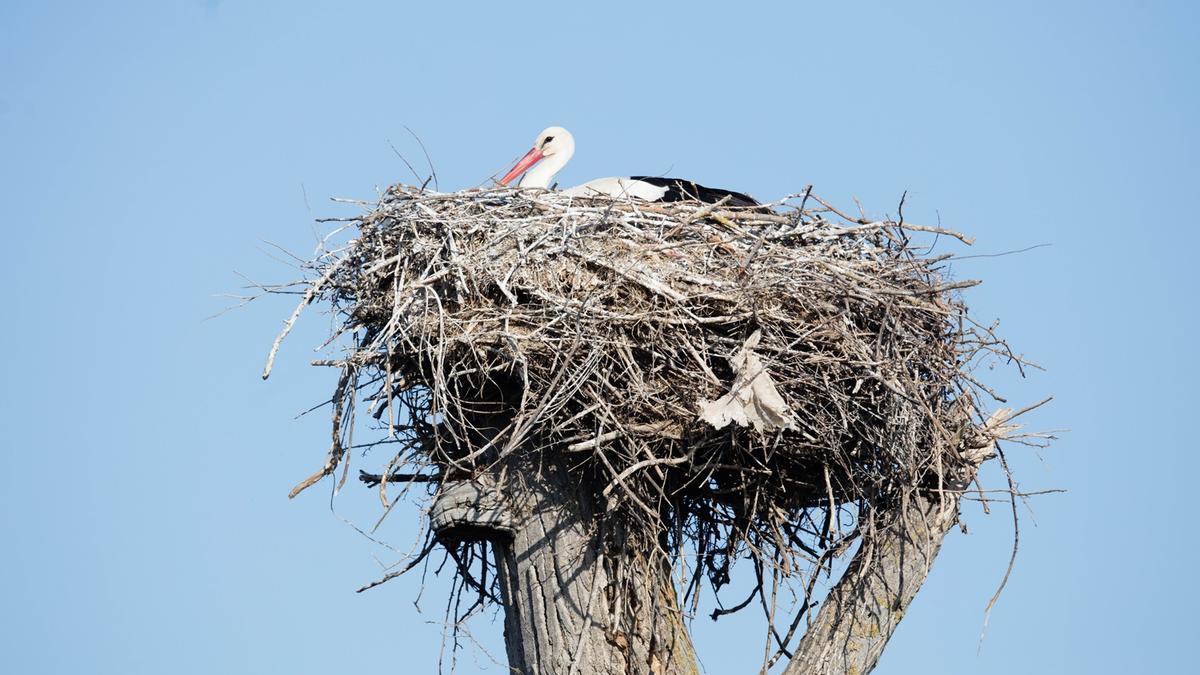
264, 183, 1032, 660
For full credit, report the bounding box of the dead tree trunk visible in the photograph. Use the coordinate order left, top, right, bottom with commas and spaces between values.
782, 419, 1004, 675
432, 460, 698, 675
781, 490, 962, 674
431, 414, 1008, 675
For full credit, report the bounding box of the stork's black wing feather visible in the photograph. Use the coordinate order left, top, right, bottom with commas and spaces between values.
629, 176, 760, 207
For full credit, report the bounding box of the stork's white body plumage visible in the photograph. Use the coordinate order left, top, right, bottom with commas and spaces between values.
560, 177, 670, 201
499, 126, 759, 207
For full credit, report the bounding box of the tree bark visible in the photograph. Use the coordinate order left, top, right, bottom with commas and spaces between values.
782, 415, 1004, 675
433, 461, 699, 675
432, 414, 1007, 675
781, 489, 962, 675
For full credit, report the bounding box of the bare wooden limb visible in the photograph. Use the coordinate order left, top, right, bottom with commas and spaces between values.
782, 409, 1017, 675
262, 257, 344, 380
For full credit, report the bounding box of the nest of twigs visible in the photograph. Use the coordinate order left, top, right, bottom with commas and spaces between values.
267, 183, 1017, 616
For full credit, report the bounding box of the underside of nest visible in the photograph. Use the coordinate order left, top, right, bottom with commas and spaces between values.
266, 183, 1025, 661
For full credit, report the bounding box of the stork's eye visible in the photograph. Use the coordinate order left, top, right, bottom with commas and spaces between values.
542, 136, 555, 146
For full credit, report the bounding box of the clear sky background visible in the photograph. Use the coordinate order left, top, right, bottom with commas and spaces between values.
2, 1, 1196, 673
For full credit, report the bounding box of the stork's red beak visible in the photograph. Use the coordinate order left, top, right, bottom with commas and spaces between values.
499, 147, 544, 185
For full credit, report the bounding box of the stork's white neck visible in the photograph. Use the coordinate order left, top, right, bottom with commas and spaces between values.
518, 142, 574, 188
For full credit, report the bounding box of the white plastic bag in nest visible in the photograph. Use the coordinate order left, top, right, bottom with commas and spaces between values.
698, 330, 798, 433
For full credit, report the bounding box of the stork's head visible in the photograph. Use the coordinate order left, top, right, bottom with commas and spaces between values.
499, 126, 576, 187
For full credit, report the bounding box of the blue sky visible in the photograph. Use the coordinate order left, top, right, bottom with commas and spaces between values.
1, 1, 1196, 673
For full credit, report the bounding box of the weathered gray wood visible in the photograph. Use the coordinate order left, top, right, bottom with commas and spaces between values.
432, 417, 1008, 675
430, 476, 517, 537
781, 490, 962, 675
782, 416, 1005, 675
433, 461, 698, 675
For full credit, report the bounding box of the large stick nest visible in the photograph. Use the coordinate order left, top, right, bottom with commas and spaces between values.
269, 183, 1016, 613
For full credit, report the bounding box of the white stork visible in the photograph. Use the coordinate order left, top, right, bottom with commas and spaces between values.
498, 126, 759, 207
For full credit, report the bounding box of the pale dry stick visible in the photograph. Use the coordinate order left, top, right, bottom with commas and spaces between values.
678, 194, 732, 230
600, 454, 690, 499
262, 257, 346, 379
566, 430, 622, 452
287, 366, 355, 498
593, 440, 661, 523
563, 249, 685, 303
898, 222, 976, 245
809, 193, 978, 246
288, 459, 336, 499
